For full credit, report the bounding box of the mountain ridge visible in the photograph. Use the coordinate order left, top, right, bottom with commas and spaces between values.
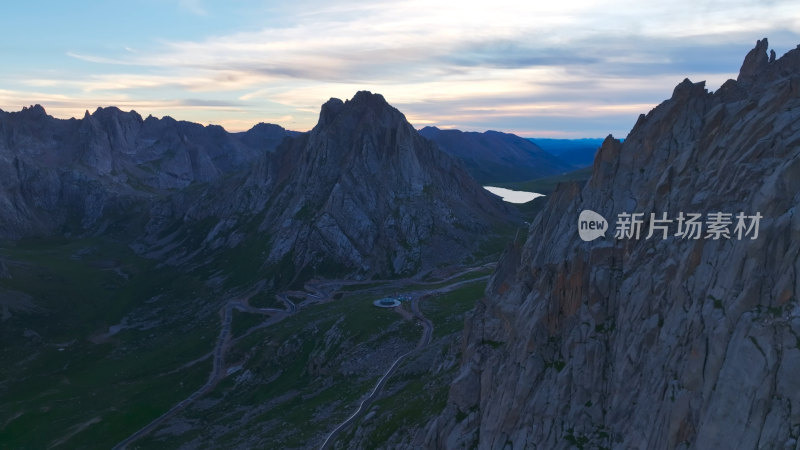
419, 37, 800, 449
419, 126, 574, 183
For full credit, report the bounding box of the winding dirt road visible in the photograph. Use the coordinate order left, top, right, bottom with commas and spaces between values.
114, 268, 487, 450
112, 295, 296, 450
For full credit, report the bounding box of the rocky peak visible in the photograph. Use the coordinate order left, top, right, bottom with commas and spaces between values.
315, 90, 406, 137
737, 38, 770, 84
346, 89, 391, 110
671, 78, 707, 101
19, 104, 47, 118
90, 106, 144, 125
0, 105, 294, 239
256, 91, 516, 277
238, 122, 294, 152
318, 98, 345, 128
734, 38, 800, 87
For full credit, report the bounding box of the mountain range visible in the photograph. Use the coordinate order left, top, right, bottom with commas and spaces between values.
529, 137, 604, 167
0, 92, 516, 282
419, 126, 575, 183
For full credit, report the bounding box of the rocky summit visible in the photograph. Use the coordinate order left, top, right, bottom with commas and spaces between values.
421, 38, 800, 449
253, 91, 516, 277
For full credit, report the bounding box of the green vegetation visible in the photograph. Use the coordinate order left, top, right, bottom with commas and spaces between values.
231, 309, 268, 339
482, 339, 504, 348
545, 359, 567, 371
498, 166, 593, 195
357, 366, 452, 447
422, 281, 487, 339
248, 290, 282, 308
338, 280, 391, 292
461, 221, 521, 267
0, 237, 220, 448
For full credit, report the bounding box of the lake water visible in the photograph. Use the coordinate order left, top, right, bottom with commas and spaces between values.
483, 186, 545, 204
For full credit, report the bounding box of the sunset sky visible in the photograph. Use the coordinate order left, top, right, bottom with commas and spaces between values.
2, 0, 799, 137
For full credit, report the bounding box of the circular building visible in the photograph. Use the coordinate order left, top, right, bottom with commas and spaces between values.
373, 297, 401, 308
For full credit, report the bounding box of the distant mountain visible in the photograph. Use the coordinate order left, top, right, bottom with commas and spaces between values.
0, 105, 294, 239
418, 126, 573, 184
423, 38, 800, 449
529, 137, 604, 167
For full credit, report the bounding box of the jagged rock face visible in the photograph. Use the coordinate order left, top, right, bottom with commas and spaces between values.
259, 91, 514, 277
424, 39, 800, 449
419, 126, 574, 183
0, 106, 292, 239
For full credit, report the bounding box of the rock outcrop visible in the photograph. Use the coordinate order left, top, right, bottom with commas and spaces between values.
424, 38, 800, 449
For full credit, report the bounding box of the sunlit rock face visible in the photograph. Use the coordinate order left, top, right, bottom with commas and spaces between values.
423, 38, 800, 449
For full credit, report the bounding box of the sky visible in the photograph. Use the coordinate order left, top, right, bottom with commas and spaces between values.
1, 1, 799, 138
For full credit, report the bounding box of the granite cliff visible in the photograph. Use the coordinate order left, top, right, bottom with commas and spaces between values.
422, 38, 800, 449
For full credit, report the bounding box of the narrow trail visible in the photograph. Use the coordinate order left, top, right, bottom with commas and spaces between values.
319, 275, 487, 450
312, 262, 495, 294
112, 294, 296, 450
319, 295, 434, 450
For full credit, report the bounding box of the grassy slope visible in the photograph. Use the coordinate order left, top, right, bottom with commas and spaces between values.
0, 238, 219, 448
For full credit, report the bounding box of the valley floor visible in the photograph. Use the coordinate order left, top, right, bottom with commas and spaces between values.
0, 239, 492, 449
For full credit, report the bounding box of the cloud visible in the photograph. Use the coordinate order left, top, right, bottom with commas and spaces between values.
4, 0, 800, 135
178, 0, 207, 16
